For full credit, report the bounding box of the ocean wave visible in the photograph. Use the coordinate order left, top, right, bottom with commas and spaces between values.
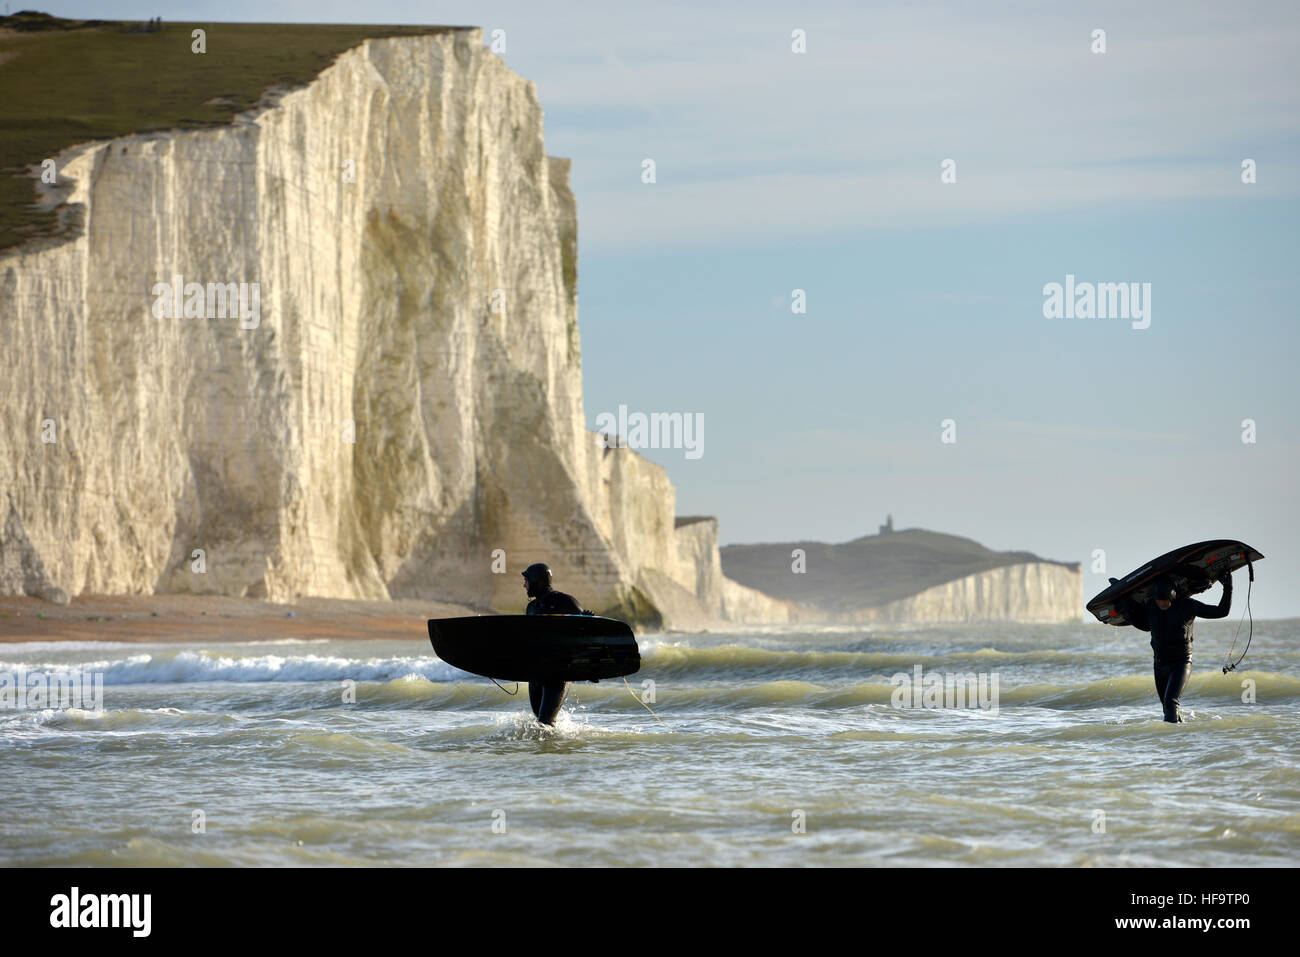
0, 705, 245, 742
0, 650, 463, 685
500, 671, 1300, 713
3, 642, 1295, 717
998, 670, 1300, 708
639, 641, 1139, 678
644, 642, 934, 676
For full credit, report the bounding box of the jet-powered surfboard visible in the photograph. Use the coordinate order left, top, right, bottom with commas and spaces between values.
427, 615, 640, 682
1086, 539, 1263, 626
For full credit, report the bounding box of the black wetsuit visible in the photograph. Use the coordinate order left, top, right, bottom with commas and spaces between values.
525, 588, 586, 725
1121, 578, 1232, 723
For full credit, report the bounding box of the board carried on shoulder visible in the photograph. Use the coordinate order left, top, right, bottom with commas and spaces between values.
1086, 539, 1263, 626
427, 614, 640, 682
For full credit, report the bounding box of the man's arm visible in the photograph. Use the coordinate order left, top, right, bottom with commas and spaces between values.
1188, 571, 1232, 620
1117, 593, 1150, 632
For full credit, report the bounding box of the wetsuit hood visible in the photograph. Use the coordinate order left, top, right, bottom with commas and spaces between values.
522, 562, 553, 599
1151, 578, 1177, 602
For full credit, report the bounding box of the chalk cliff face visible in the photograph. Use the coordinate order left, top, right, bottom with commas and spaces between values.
0, 29, 748, 625
0, 29, 1076, 629
649, 517, 807, 628
0, 499, 69, 605
845, 563, 1081, 624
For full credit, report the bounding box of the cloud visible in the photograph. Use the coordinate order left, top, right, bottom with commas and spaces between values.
509, 1, 1300, 248
982, 418, 1190, 444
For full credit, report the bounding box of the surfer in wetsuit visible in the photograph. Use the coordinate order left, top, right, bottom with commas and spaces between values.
1119, 571, 1232, 723
521, 563, 591, 725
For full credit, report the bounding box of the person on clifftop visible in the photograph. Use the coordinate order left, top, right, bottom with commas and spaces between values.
1118, 571, 1232, 723
521, 562, 592, 725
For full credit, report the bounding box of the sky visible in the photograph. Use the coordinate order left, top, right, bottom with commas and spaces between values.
44, 1, 1300, 617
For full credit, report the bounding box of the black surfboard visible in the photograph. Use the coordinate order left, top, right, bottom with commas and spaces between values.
427, 615, 640, 682
1086, 539, 1263, 626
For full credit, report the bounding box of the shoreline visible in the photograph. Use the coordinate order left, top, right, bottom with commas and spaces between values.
0, 594, 488, 644
6, 596, 1285, 645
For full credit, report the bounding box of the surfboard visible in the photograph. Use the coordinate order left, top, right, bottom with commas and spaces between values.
427, 615, 640, 682
1086, 539, 1263, 626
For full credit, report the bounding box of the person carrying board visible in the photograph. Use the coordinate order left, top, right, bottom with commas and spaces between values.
1119, 570, 1232, 723
521, 562, 592, 725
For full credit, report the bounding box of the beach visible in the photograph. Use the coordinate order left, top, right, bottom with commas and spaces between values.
0, 595, 482, 645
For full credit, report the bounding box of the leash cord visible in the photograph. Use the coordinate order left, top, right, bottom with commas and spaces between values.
1223, 562, 1254, 674
489, 677, 519, 696
623, 675, 671, 731
488, 676, 667, 730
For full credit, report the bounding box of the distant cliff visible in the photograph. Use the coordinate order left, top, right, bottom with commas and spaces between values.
0, 27, 786, 628
721, 528, 1081, 623
842, 562, 1081, 624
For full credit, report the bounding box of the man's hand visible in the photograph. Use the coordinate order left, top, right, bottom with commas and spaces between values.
1220, 567, 1233, 585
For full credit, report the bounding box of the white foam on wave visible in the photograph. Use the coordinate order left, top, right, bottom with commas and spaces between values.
0, 707, 78, 725
635, 635, 670, 656
490, 704, 594, 740
1, 651, 464, 686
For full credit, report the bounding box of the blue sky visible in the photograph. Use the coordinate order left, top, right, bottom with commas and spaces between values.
49, 1, 1300, 617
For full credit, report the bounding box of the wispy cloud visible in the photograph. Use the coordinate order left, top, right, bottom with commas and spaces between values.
983, 418, 1190, 444
506, 0, 1300, 249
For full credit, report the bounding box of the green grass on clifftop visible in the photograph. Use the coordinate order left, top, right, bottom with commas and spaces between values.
0, 11, 464, 252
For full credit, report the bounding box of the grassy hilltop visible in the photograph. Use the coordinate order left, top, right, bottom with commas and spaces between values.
0, 11, 464, 251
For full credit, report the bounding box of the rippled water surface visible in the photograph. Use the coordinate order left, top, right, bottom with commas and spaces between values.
2, 621, 1297, 866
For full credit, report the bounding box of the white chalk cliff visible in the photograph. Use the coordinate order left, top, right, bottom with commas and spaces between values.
842, 563, 1081, 624
0, 29, 1075, 628
0, 29, 799, 627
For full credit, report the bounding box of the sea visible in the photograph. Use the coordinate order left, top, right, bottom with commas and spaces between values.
2, 620, 1297, 866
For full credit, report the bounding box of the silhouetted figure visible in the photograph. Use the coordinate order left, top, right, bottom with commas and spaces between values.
1120, 572, 1232, 722
521, 563, 591, 725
